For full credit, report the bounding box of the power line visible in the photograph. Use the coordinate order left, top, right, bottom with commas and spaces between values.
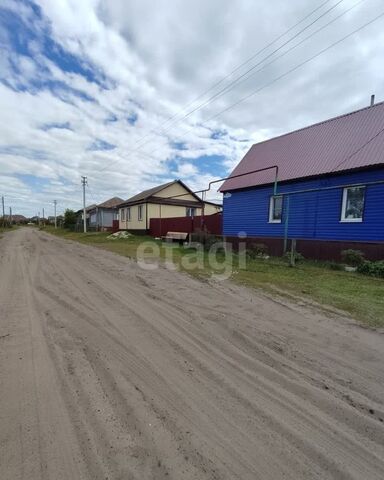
102, 0, 371, 175
141, 0, 347, 142
134, 0, 365, 161
330, 124, 384, 172
103, 3, 379, 178
177, 9, 384, 138
99, 0, 342, 172
155, 0, 335, 130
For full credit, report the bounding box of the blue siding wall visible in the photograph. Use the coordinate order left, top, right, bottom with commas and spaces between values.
223, 168, 384, 242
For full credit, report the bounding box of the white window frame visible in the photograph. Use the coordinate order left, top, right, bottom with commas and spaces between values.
269, 195, 283, 223
120, 208, 125, 221
126, 207, 131, 221
340, 186, 365, 223
186, 207, 196, 217
138, 205, 143, 221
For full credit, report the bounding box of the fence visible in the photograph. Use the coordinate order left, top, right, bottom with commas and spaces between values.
149, 213, 222, 237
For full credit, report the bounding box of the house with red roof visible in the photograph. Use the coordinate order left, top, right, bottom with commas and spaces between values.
220, 100, 384, 260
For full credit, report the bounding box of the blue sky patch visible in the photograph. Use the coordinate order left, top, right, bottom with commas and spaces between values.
127, 112, 138, 125
170, 141, 188, 150
88, 139, 117, 151
15, 173, 49, 190
0, 1, 108, 88
168, 154, 226, 179
41, 121, 72, 131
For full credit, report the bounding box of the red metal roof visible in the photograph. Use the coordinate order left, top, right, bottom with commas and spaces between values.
220, 101, 384, 192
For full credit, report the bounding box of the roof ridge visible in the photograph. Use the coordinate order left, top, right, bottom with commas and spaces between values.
251, 100, 384, 148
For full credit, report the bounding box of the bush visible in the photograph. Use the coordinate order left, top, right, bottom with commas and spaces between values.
247, 243, 269, 259
357, 260, 384, 278
323, 261, 345, 271
341, 249, 365, 267
284, 251, 304, 263
63, 209, 77, 229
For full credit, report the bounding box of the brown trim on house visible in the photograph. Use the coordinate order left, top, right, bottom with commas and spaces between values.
118, 197, 205, 208
225, 236, 384, 261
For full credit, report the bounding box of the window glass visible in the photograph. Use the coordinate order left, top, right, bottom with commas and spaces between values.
186, 207, 196, 217
269, 196, 283, 222
138, 205, 143, 221
342, 186, 365, 221
121, 208, 125, 221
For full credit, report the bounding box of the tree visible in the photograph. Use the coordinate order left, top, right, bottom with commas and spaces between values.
63, 209, 77, 229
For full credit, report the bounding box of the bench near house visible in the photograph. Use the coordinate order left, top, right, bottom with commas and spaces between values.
220, 100, 384, 260
118, 180, 221, 234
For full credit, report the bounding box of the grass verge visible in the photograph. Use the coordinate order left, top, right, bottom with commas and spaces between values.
42, 227, 384, 328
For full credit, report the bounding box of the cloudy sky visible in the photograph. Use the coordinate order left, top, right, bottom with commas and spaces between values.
1, 0, 383, 217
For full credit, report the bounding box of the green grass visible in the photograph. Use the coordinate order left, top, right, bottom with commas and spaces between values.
0, 225, 19, 233
42, 226, 384, 328
232, 258, 384, 327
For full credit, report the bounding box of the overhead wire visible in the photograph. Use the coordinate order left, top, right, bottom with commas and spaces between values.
99, 0, 345, 172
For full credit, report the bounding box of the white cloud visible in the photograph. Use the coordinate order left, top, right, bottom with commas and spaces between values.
0, 0, 383, 215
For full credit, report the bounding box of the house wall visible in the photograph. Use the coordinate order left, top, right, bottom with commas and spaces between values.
201, 204, 221, 215
147, 203, 203, 220
119, 204, 147, 231
223, 168, 384, 243
97, 209, 118, 228
155, 182, 197, 201
88, 208, 118, 229
119, 202, 221, 231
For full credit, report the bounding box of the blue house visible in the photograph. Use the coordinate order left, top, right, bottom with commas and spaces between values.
220, 100, 384, 260
77, 197, 123, 231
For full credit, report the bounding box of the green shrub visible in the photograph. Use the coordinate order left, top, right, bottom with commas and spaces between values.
64, 209, 77, 229
341, 249, 365, 267
247, 243, 269, 259
284, 251, 304, 263
357, 260, 384, 278
327, 261, 344, 271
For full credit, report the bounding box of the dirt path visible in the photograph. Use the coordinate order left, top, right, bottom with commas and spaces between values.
1, 227, 384, 480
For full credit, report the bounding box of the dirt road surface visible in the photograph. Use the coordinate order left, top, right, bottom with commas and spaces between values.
1, 228, 384, 480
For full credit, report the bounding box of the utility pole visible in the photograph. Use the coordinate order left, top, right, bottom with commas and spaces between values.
53, 200, 57, 228
9, 207, 12, 226
1, 196, 4, 225
81, 176, 87, 233
42, 207, 45, 226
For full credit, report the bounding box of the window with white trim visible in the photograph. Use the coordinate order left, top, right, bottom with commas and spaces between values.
269, 195, 283, 223
121, 208, 125, 221
126, 207, 131, 221
186, 207, 196, 217
341, 186, 365, 222
138, 205, 143, 221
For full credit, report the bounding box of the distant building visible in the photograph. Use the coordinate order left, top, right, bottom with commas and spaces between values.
77, 197, 123, 231
118, 180, 221, 233
1, 214, 28, 224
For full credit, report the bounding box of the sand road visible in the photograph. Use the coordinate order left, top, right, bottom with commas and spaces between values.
1, 227, 384, 480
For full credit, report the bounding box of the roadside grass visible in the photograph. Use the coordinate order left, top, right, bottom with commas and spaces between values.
0, 225, 18, 233
42, 226, 384, 328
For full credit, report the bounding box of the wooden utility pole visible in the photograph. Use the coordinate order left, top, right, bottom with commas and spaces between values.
1, 196, 4, 224
81, 176, 87, 233
53, 200, 57, 228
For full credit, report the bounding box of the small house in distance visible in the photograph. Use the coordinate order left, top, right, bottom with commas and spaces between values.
87, 197, 124, 231
220, 100, 384, 260
76, 197, 123, 231
118, 180, 221, 233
